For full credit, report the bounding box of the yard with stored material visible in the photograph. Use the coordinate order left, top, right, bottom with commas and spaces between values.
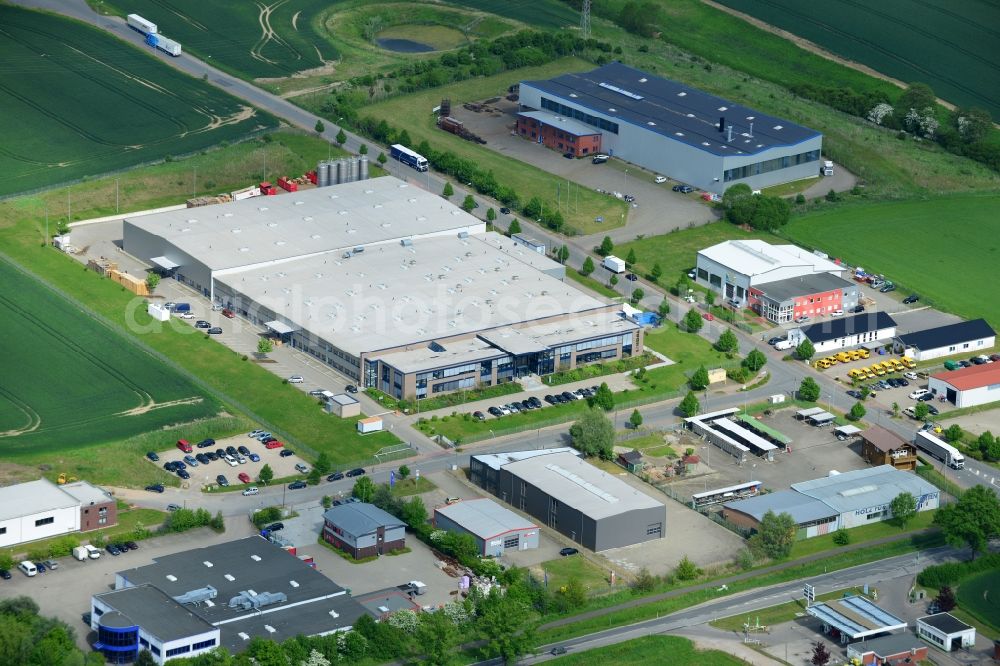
0, 5, 275, 197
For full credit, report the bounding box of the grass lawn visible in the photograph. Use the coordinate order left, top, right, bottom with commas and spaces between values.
622, 433, 670, 452
366, 381, 523, 413
761, 177, 823, 198
565, 269, 623, 300
789, 512, 936, 560
710, 588, 853, 632
638, 323, 738, 389
355, 57, 630, 235
539, 555, 612, 595
390, 476, 437, 497
957, 570, 1000, 635
545, 353, 657, 387
550, 634, 747, 665
781, 195, 1000, 328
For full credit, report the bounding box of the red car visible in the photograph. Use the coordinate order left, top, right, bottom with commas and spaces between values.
222, 308, 235, 319
264, 440, 284, 449
702, 312, 715, 321
176, 439, 192, 453
238, 472, 251, 484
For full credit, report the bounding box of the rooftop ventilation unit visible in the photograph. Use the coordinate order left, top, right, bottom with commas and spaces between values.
598, 81, 644, 100
173, 585, 218, 605
238, 632, 250, 641
458, 231, 469, 239
166, 575, 177, 582
228, 590, 288, 612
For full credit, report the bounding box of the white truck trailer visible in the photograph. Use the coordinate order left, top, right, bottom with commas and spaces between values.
150, 35, 182, 57
602, 255, 626, 274
127, 14, 157, 35
914, 430, 965, 469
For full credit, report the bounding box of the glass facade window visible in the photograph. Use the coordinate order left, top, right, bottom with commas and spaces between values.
540, 97, 619, 134
193, 639, 217, 651
432, 377, 476, 394
166, 645, 192, 657
723, 149, 820, 182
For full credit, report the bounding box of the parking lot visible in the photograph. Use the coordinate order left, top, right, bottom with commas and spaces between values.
153, 432, 309, 490
443, 99, 715, 242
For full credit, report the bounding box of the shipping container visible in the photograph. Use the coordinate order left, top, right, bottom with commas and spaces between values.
127, 14, 157, 35
155, 35, 182, 57
277, 176, 298, 192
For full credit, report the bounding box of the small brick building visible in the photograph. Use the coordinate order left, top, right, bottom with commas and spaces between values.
860, 425, 918, 471
516, 111, 602, 157
321, 503, 406, 559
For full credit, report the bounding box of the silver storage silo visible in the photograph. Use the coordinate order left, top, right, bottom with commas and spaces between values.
359, 155, 369, 181
348, 157, 358, 183
335, 159, 346, 185
318, 161, 330, 187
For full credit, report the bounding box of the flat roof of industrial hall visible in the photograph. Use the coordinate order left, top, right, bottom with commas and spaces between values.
0, 478, 79, 522
522, 62, 820, 157
757, 273, 855, 303
125, 177, 484, 271
798, 311, 897, 344
435, 498, 538, 541
897, 318, 995, 351
724, 489, 837, 525
791, 465, 937, 514
217, 231, 612, 356
698, 240, 842, 278
502, 451, 663, 520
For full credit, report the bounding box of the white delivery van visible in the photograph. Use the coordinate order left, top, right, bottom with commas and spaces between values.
18, 561, 37, 577
73, 546, 89, 562
84, 544, 102, 559
774, 339, 794, 351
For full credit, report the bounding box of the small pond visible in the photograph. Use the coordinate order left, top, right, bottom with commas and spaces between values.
376, 38, 434, 53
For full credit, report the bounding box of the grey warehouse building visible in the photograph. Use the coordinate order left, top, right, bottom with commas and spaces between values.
123, 177, 641, 399
434, 498, 539, 557
470, 449, 666, 551
519, 62, 823, 193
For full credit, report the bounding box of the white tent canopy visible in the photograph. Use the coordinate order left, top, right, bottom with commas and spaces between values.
150, 256, 179, 270
264, 320, 295, 335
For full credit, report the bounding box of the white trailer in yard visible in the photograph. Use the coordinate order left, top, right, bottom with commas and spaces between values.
914, 430, 965, 469
127, 14, 157, 35
603, 255, 626, 274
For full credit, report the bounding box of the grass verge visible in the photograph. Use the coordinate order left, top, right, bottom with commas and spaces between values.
366, 382, 523, 413
538, 555, 613, 595
789, 512, 936, 559
390, 477, 437, 497
565, 269, 624, 300
548, 634, 747, 665
710, 588, 853, 632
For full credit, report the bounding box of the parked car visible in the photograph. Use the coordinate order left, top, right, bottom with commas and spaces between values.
288, 375, 304, 384
346, 468, 365, 478
207, 327, 223, 335
904, 371, 919, 381
197, 438, 215, 448
672, 184, 693, 193
264, 440, 284, 449
242, 487, 259, 496
177, 469, 190, 480
183, 455, 198, 467
472, 411, 486, 421
499, 207, 511, 214
345, 385, 359, 394
195, 453, 209, 465
288, 480, 307, 490
559, 547, 579, 556
918, 393, 935, 402
216, 475, 229, 487
831, 309, 844, 317
767, 336, 786, 346
106, 545, 120, 556
279, 449, 294, 457
249, 453, 260, 462
295, 463, 309, 474
702, 312, 715, 321
42, 559, 59, 571
166, 503, 182, 512
794, 316, 811, 324
195, 320, 211, 329
176, 312, 196, 320
225, 446, 238, 456
654, 175, 667, 184
222, 309, 235, 318
0, 570, 11, 580
309, 389, 326, 396
327, 471, 344, 482
249, 429, 264, 438
903, 294, 920, 304
926, 404, 939, 415
265, 522, 284, 532
124, 541, 138, 551
626, 273, 638, 282
145, 484, 164, 493
846, 390, 864, 400
146, 451, 159, 462
237, 445, 250, 456
851, 305, 865, 313
488, 406, 504, 417
238, 472, 251, 484
880, 283, 896, 293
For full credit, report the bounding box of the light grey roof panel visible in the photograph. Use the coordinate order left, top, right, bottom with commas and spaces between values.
0, 479, 78, 521
435, 498, 537, 540
791, 465, 938, 513
322, 503, 405, 538
723, 490, 836, 524
472, 447, 580, 471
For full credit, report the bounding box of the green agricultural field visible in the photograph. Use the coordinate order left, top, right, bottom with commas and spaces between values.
714, 0, 1000, 119
0, 6, 275, 198
358, 57, 629, 234
958, 570, 1000, 634
443, 0, 578, 29
0, 259, 220, 456
99, 0, 336, 79
549, 635, 748, 665
782, 195, 1000, 327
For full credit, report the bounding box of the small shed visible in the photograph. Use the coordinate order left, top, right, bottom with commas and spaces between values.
617, 450, 644, 473
326, 393, 360, 418
357, 416, 383, 434
917, 613, 976, 652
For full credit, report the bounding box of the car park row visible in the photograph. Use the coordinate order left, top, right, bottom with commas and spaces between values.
470, 386, 600, 421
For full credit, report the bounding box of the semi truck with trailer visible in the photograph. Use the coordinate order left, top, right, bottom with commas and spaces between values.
602, 256, 626, 274
390, 144, 429, 172
146, 33, 182, 57
127, 14, 157, 35
914, 430, 965, 469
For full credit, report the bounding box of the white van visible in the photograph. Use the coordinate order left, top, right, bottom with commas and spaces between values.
18, 561, 37, 577
241, 487, 259, 496
84, 544, 102, 559
774, 339, 794, 351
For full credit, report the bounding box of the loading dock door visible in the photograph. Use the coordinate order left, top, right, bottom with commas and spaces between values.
947, 388, 957, 404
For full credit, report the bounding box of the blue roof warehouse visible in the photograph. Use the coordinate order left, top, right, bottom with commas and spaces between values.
519, 62, 824, 193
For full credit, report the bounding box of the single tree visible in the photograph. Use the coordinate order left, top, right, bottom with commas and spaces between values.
799, 376, 821, 402
679, 391, 700, 417
135, 650, 157, 666
630, 287, 644, 304
400, 496, 427, 527
352, 475, 376, 502
715, 329, 739, 353
658, 298, 670, 318
377, 151, 387, 165
610, 274, 619, 288
486, 207, 496, 222
335, 128, 347, 145
146, 272, 160, 292
890, 491, 917, 528
690, 365, 710, 391
478, 589, 536, 666
626, 248, 637, 266
650, 262, 663, 283
811, 641, 831, 666
705, 289, 716, 306
675, 555, 701, 580
891, 401, 900, 417
414, 604, 459, 665
933, 485, 1000, 558
398, 464, 410, 481
796, 338, 816, 361
848, 401, 867, 421
508, 218, 522, 235
629, 409, 643, 429
899, 82, 937, 114
257, 337, 274, 355
442, 181, 454, 198
589, 382, 615, 411
258, 464, 274, 485
358, 143, 368, 155
944, 424, 963, 442
559, 244, 570, 264
314, 452, 331, 475
462, 194, 476, 212
581, 256, 595, 276
675, 275, 692, 296
307, 467, 321, 486
559, 576, 588, 608
315, 119, 325, 133
683, 308, 704, 332
935, 586, 957, 612
722, 183, 753, 213
914, 402, 930, 420
752, 510, 796, 559
832, 529, 851, 546
599, 236, 614, 256
569, 408, 615, 458
744, 349, 767, 372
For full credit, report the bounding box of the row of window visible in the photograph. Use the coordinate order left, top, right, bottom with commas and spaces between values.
540, 97, 619, 134
36, 516, 54, 527
723, 149, 821, 182
432, 377, 476, 394
553, 333, 632, 356
417, 362, 479, 382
